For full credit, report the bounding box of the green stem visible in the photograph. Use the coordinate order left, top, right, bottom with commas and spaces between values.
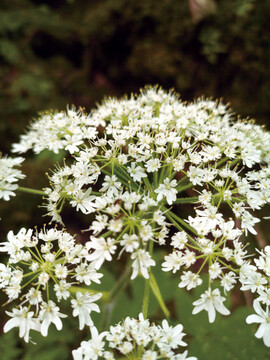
91, 190, 101, 196
165, 209, 198, 236
176, 182, 194, 193
216, 156, 240, 169
163, 208, 184, 232
215, 156, 230, 168
176, 174, 188, 186
21, 271, 41, 289
158, 165, 168, 186
150, 273, 170, 318
142, 240, 154, 319
142, 175, 152, 191
107, 264, 132, 302
116, 164, 140, 192
153, 170, 158, 188
69, 286, 109, 300
174, 197, 198, 204
142, 276, 151, 319
17, 186, 47, 196
162, 207, 199, 248
196, 256, 209, 275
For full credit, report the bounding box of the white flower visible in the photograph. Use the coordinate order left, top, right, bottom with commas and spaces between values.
54, 280, 71, 300
171, 232, 188, 250
220, 272, 237, 292
118, 341, 133, 354
72, 326, 107, 360
140, 224, 154, 242
72, 347, 84, 360
55, 264, 68, 279
257, 288, 270, 305
130, 249, 156, 280
38, 272, 50, 286
172, 350, 197, 360
154, 178, 178, 205
127, 163, 147, 182
0, 156, 25, 201
90, 214, 108, 234
159, 320, 187, 349
39, 300, 67, 336
86, 237, 117, 269
145, 158, 161, 173
240, 211, 260, 235
62, 134, 83, 154
6, 85, 270, 351
74, 263, 103, 285
39, 228, 60, 242
192, 288, 230, 323
162, 251, 184, 273
178, 271, 202, 290
120, 234, 139, 253
100, 175, 122, 197
4, 307, 40, 342
71, 291, 102, 330
209, 262, 222, 280
108, 218, 123, 232
72, 311, 193, 359
0, 264, 12, 288
25, 287, 42, 306
0, 229, 29, 255
240, 271, 267, 293
70, 188, 97, 214
246, 300, 270, 346
142, 350, 158, 360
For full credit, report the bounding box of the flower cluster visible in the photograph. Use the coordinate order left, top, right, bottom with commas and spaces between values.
1, 86, 269, 347
0, 155, 25, 201
12, 107, 100, 155
238, 246, 270, 346
72, 313, 196, 360
0, 227, 102, 342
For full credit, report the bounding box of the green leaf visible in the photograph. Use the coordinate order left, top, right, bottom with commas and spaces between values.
189, 307, 270, 360
150, 273, 170, 318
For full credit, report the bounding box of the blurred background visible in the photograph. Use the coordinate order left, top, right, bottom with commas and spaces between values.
0, 0, 270, 359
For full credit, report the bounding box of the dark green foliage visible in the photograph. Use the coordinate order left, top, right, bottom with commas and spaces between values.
0, 0, 270, 153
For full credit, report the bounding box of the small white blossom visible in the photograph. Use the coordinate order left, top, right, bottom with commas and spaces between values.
246, 300, 270, 347
4, 307, 40, 342
131, 249, 156, 280
39, 300, 67, 336
192, 288, 230, 323
155, 178, 178, 205
71, 291, 102, 330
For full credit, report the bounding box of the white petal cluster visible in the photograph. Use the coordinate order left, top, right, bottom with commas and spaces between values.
72, 313, 197, 360
12, 107, 100, 154
240, 247, 270, 296
0, 227, 102, 341
0, 156, 25, 201
5, 86, 270, 347
240, 247, 270, 347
